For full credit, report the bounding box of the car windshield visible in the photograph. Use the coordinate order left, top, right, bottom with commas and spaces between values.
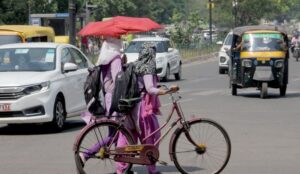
241, 33, 285, 51
125, 41, 169, 53
0, 35, 22, 45
224, 34, 233, 45
0, 48, 56, 72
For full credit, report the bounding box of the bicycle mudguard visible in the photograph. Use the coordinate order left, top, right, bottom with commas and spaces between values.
169, 118, 202, 161
114, 144, 159, 165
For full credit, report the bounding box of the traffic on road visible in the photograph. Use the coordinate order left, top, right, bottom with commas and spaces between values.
1, 1, 300, 174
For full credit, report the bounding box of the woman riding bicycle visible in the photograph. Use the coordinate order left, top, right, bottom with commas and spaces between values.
116, 42, 177, 174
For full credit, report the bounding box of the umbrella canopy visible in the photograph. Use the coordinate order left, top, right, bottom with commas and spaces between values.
78, 16, 162, 37
77, 22, 97, 36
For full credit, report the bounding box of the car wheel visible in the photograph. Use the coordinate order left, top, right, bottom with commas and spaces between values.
219, 68, 225, 74
51, 96, 66, 132
232, 84, 237, 96
280, 85, 287, 97
260, 82, 268, 99
162, 65, 170, 82
174, 64, 182, 80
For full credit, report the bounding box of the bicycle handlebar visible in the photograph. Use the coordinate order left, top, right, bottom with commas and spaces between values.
158, 85, 180, 94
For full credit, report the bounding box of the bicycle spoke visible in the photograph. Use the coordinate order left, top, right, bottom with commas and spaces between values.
74, 122, 134, 174
171, 119, 231, 174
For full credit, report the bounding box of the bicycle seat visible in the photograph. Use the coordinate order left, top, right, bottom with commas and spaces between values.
118, 97, 141, 113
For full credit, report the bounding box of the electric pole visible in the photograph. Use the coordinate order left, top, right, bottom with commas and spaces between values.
232, 0, 238, 27
209, 0, 213, 44
69, 0, 76, 45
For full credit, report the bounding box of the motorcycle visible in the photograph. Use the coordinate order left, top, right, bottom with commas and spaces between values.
293, 42, 300, 61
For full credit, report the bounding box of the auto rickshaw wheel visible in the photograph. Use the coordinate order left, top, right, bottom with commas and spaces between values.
231, 84, 237, 96
280, 85, 287, 96
260, 82, 268, 99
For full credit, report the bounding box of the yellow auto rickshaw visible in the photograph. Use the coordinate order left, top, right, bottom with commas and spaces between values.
0, 25, 55, 45
228, 25, 289, 98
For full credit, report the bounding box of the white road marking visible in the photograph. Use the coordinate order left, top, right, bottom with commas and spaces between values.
194, 89, 223, 96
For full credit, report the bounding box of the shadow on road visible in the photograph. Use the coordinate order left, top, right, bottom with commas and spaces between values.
0, 120, 85, 135
132, 165, 201, 173
236, 91, 300, 99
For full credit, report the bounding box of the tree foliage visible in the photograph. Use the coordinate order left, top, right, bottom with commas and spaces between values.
0, 0, 300, 28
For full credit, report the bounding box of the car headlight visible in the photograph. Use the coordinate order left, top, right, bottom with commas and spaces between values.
156, 57, 164, 64
23, 81, 50, 95
275, 60, 283, 68
242, 59, 252, 68
220, 56, 226, 63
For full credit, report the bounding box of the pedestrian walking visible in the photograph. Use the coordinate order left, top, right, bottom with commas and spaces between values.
79, 36, 123, 164
116, 42, 177, 174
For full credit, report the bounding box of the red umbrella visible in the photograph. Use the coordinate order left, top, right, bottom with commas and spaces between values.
77, 22, 97, 36
78, 16, 162, 37
112, 16, 162, 32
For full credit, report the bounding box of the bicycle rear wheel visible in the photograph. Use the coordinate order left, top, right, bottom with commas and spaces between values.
74, 120, 135, 174
171, 119, 231, 174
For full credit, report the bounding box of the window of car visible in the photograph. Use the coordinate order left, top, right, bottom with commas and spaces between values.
69, 48, 88, 69
61, 48, 75, 64
0, 35, 22, 45
0, 47, 56, 72
224, 33, 233, 46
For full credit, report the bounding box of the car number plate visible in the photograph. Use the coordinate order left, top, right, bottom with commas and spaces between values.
257, 57, 270, 61
0, 103, 11, 112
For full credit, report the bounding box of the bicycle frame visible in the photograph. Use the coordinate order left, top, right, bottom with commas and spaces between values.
74, 90, 232, 174
142, 93, 198, 147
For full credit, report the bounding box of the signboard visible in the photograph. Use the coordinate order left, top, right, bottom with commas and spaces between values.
31, 18, 41, 26
56, 13, 69, 18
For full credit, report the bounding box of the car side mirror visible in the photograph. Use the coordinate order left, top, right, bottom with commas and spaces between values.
168, 48, 174, 52
63, 62, 78, 73
216, 41, 223, 45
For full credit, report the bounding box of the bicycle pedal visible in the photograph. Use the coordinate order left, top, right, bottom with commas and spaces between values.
158, 160, 168, 166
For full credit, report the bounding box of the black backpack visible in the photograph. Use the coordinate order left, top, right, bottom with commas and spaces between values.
83, 65, 106, 116
110, 63, 140, 114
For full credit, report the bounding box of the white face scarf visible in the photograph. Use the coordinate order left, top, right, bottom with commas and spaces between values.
96, 37, 122, 65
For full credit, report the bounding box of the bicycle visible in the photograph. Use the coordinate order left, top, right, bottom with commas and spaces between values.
73, 86, 231, 174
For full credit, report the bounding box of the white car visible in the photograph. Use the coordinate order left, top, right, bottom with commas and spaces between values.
217, 31, 233, 74
0, 43, 93, 131
125, 37, 182, 81
202, 29, 218, 41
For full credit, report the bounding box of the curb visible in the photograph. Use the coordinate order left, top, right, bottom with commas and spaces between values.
182, 52, 218, 64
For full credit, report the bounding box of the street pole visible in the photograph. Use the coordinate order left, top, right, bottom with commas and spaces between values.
232, 0, 238, 27
69, 0, 76, 45
85, 1, 90, 25
28, 0, 31, 24
209, 0, 213, 44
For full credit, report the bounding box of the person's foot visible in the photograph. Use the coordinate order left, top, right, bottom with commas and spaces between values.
79, 152, 86, 167
113, 170, 135, 174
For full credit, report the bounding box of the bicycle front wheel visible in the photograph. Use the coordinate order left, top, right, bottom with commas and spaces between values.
74, 120, 135, 174
171, 119, 231, 174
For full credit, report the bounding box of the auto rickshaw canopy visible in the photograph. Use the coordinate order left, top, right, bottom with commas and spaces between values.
0, 25, 55, 41
232, 25, 287, 37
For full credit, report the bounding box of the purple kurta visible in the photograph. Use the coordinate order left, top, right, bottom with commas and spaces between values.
102, 56, 122, 115
82, 56, 122, 159
116, 74, 161, 174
